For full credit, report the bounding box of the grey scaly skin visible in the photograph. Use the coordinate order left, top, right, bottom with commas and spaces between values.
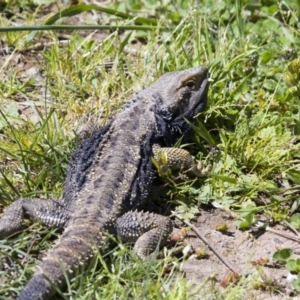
0, 66, 209, 300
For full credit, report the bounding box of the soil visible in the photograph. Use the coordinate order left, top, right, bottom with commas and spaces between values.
179, 208, 300, 299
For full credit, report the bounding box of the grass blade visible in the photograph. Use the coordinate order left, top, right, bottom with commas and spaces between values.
45, 4, 158, 26
185, 119, 216, 145
0, 25, 164, 33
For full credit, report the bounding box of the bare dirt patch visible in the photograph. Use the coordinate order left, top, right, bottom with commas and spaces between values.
180, 208, 300, 299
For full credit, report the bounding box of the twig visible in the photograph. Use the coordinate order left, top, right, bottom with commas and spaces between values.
171, 211, 240, 274
282, 220, 300, 237
266, 226, 300, 243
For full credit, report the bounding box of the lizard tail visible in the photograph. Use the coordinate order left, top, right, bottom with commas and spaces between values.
17, 223, 103, 300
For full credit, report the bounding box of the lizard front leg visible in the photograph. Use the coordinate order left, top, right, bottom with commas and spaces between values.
153, 145, 212, 177
0, 198, 70, 238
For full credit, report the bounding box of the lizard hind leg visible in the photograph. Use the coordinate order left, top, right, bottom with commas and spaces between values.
0, 198, 70, 239
115, 210, 173, 259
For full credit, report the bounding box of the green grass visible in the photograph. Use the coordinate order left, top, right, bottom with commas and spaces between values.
0, 0, 300, 299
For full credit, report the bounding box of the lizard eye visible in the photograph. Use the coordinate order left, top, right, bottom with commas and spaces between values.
184, 79, 196, 89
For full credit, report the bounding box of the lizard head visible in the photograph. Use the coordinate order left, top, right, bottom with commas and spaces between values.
153, 66, 209, 144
